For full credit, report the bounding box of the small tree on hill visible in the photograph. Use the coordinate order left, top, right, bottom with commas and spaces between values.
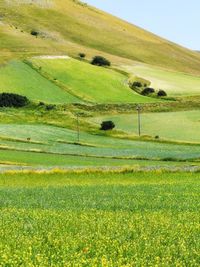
31, 30, 39, 37
91, 56, 111, 67
100, 121, 115, 131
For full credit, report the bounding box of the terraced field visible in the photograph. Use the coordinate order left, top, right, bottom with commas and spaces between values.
1, 123, 200, 169
90, 110, 200, 143
30, 57, 156, 103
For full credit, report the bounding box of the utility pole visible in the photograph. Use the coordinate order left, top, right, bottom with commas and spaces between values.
76, 114, 80, 143
136, 105, 142, 136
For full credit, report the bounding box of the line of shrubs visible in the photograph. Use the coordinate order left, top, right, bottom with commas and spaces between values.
130, 81, 167, 98
141, 87, 167, 97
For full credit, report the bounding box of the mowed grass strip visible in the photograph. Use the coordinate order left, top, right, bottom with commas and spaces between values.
0, 61, 80, 103
0, 149, 198, 170
30, 58, 155, 103
0, 171, 200, 266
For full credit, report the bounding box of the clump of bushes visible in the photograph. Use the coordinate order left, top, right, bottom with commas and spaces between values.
91, 56, 111, 67
132, 81, 142, 88
141, 87, 155, 96
0, 93, 29, 107
100, 121, 115, 131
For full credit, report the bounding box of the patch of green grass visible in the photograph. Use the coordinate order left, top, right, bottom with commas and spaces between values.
90, 110, 200, 143
1, 123, 200, 161
91, 110, 200, 143
123, 64, 200, 96
30, 58, 155, 103
0, 61, 80, 103
0, 171, 200, 266
1, 149, 199, 169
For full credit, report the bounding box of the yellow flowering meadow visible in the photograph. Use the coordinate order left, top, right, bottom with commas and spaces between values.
0, 171, 199, 266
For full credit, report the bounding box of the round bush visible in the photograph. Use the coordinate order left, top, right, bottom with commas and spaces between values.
157, 90, 167, 97
141, 87, 155, 96
79, 53, 86, 59
31, 30, 39, 37
100, 121, 115, 131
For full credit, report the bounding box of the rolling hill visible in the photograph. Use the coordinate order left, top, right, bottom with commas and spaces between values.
1, 0, 200, 75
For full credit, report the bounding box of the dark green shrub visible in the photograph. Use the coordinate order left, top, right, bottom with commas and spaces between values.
79, 53, 86, 59
157, 90, 167, 97
100, 121, 115, 131
132, 81, 142, 88
141, 87, 155, 96
39, 101, 45, 106
0, 93, 29, 107
91, 56, 111, 67
45, 104, 56, 111
31, 30, 39, 37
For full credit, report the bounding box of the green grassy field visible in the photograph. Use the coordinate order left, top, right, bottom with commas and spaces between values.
90, 110, 200, 143
29, 57, 154, 103
123, 64, 200, 96
1, 123, 200, 163
0, 61, 80, 104
0, 171, 199, 266
1, 149, 196, 171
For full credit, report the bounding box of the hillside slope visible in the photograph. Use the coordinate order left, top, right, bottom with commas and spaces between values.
1, 0, 200, 75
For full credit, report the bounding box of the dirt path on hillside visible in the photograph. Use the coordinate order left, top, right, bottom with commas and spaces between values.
34, 55, 70, 59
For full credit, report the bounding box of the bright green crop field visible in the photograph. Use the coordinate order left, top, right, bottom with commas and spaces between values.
90, 110, 200, 143
0, 171, 200, 266
30, 58, 154, 103
123, 64, 200, 96
0, 61, 80, 104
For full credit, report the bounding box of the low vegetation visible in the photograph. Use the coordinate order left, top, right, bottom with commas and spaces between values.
0, 171, 199, 266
